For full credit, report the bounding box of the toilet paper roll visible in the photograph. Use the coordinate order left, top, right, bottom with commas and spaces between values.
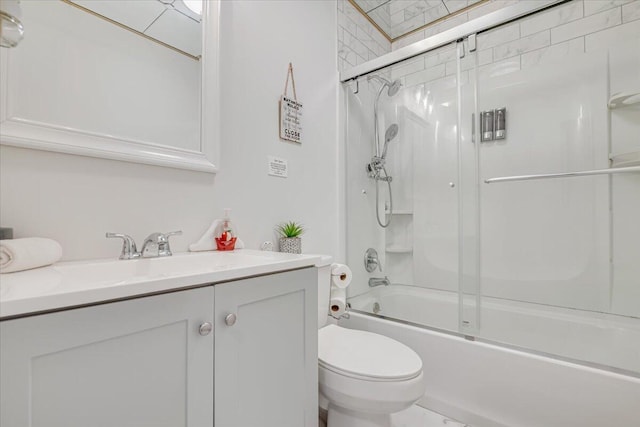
329, 284, 346, 319
330, 263, 352, 289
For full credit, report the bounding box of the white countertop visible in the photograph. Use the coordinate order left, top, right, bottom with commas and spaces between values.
0, 250, 322, 319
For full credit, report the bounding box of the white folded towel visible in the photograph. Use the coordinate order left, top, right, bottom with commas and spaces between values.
189, 220, 245, 252
0, 238, 63, 274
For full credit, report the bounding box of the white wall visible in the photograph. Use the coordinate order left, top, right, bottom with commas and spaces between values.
0, 0, 340, 262
215, 0, 340, 258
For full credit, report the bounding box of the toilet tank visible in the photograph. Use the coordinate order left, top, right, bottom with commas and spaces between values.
315, 255, 333, 329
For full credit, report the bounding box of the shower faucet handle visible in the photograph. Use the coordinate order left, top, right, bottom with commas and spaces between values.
364, 248, 382, 273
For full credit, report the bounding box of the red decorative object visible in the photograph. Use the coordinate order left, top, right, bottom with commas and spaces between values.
215, 237, 236, 251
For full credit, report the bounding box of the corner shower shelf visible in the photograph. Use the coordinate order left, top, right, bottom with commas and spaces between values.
611, 152, 640, 168
608, 91, 640, 109
385, 246, 413, 254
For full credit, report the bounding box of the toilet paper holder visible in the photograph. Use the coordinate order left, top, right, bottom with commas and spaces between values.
330, 303, 350, 320
329, 263, 352, 319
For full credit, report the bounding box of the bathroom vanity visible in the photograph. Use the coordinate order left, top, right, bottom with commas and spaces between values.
0, 250, 320, 427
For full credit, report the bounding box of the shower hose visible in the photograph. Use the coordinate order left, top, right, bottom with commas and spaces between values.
375, 166, 392, 228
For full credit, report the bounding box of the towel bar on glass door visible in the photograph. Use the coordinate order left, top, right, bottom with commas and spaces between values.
484, 165, 640, 184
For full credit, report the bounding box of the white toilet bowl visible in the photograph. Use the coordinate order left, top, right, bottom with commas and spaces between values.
318, 324, 425, 427
316, 258, 425, 427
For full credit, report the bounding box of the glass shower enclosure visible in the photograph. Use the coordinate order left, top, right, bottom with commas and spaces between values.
343, 4, 640, 375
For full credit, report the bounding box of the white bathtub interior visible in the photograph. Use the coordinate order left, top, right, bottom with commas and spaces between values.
349, 285, 640, 373
344, 1, 640, 378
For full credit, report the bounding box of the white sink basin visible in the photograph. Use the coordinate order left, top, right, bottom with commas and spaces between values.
0, 250, 321, 318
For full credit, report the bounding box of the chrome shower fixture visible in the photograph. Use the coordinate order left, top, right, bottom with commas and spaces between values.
367, 74, 402, 158
367, 75, 402, 97
366, 74, 402, 229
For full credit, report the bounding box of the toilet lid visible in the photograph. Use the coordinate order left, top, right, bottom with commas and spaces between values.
318, 325, 423, 381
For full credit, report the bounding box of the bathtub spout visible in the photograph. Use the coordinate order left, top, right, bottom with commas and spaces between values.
369, 276, 391, 287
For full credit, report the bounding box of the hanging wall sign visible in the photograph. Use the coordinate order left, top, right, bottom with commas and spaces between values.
279, 63, 303, 144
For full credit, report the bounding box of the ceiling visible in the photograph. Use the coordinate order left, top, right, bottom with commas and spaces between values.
352, 0, 487, 41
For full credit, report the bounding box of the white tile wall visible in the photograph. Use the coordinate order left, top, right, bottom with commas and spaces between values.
551, 6, 621, 43
585, 15, 640, 50
476, 21, 521, 49
622, 0, 640, 21
340, 0, 640, 81
583, 0, 634, 16
493, 29, 551, 60
519, 1, 583, 37
520, 36, 584, 68
338, 0, 391, 72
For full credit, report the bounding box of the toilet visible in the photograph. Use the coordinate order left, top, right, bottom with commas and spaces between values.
316, 257, 425, 427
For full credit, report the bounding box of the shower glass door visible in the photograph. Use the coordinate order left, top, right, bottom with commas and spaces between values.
473, 25, 640, 373
345, 41, 469, 335
343, 3, 640, 375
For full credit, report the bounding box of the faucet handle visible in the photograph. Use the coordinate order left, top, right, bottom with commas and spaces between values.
154, 230, 182, 256
364, 248, 382, 272
106, 232, 140, 260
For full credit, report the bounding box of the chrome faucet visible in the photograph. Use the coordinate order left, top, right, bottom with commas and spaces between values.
369, 276, 391, 287
106, 230, 182, 259
106, 233, 141, 260
140, 231, 182, 258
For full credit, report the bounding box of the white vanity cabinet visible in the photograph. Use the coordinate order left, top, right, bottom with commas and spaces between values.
214, 267, 318, 427
0, 286, 215, 427
0, 266, 318, 427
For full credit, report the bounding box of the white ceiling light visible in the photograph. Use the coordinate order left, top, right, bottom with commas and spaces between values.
182, 0, 202, 16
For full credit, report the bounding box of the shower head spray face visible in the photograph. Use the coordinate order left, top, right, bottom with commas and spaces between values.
382, 124, 399, 159
367, 75, 402, 97
387, 80, 402, 97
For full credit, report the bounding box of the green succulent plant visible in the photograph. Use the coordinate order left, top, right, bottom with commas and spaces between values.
275, 221, 305, 238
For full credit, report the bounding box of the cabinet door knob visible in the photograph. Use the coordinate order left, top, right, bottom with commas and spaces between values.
225, 313, 237, 326
199, 322, 213, 336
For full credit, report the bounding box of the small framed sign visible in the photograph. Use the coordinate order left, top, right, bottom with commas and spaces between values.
267, 155, 288, 178
279, 63, 303, 144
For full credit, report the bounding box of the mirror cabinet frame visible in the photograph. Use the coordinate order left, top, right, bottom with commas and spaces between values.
0, 0, 220, 174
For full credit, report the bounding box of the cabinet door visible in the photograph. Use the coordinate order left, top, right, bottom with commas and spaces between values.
1, 287, 214, 427
214, 268, 318, 427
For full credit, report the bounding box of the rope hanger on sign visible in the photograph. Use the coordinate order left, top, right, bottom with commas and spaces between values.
283, 62, 298, 101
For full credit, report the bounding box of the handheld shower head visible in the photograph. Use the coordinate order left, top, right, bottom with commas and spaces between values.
381, 124, 398, 159
385, 123, 398, 142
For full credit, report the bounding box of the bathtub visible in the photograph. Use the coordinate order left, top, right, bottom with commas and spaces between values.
344, 285, 640, 427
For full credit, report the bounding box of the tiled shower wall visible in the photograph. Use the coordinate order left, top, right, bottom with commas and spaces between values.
338, 0, 391, 71
391, 0, 522, 49
337, 0, 531, 72
392, 0, 640, 87
338, 0, 640, 76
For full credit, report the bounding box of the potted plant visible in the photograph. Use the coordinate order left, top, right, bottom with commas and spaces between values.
276, 221, 305, 254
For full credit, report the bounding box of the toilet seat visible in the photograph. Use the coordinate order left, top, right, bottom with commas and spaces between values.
318, 325, 422, 382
